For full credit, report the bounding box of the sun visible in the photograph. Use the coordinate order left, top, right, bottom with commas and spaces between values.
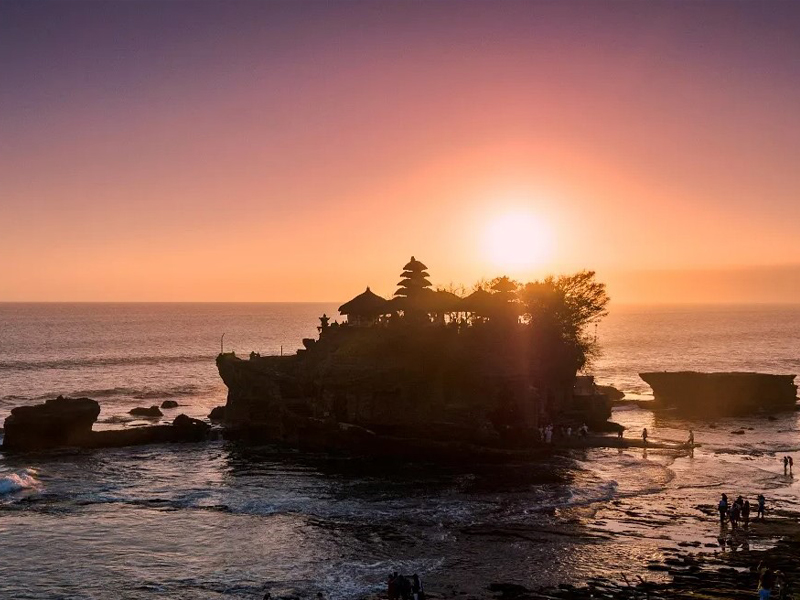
483, 210, 554, 272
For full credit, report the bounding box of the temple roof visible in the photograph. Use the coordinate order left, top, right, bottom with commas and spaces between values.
338, 287, 389, 316
403, 256, 428, 271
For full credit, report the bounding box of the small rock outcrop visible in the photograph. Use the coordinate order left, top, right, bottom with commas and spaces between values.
2, 396, 100, 451
208, 406, 226, 421
160, 400, 179, 409
172, 414, 210, 441
129, 406, 163, 417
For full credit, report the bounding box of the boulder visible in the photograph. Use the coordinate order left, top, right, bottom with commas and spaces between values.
129, 406, 163, 418
3, 396, 101, 451
172, 413, 211, 441
208, 406, 226, 421
597, 385, 625, 402
160, 400, 179, 409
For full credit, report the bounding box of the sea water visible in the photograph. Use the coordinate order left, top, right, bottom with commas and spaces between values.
1, 303, 800, 599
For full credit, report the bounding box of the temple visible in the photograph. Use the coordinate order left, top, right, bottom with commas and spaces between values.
216, 257, 614, 456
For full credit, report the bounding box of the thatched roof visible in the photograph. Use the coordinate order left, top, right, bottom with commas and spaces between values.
396, 277, 433, 289
400, 270, 430, 279
403, 256, 428, 271
338, 287, 388, 316
387, 289, 461, 313
491, 277, 517, 293
461, 288, 495, 313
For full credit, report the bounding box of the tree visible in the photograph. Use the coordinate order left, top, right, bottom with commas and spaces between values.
517, 270, 609, 370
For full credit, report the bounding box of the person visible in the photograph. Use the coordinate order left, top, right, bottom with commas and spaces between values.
263, 593, 271, 600
411, 574, 425, 600
566, 426, 573, 438
790, 456, 794, 475
316, 593, 325, 600
545, 424, 553, 444
757, 494, 766, 520
642, 428, 648, 445
388, 572, 399, 600
743, 499, 751, 526
776, 570, 791, 600
397, 574, 412, 600
718, 493, 729, 525
784, 456, 789, 475
687, 429, 694, 446
758, 561, 776, 600
730, 497, 741, 529
617, 427, 623, 439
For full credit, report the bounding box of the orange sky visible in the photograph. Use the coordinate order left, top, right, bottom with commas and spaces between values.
2, 2, 800, 302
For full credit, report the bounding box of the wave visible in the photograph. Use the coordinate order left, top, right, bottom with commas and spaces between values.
0, 468, 41, 496
0, 353, 214, 372
3, 384, 210, 404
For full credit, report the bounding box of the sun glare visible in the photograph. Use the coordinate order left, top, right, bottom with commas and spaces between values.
483, 211, 554, 273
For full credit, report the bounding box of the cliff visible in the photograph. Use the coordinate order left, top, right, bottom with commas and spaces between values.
216, 324, 611, 453
640, 371, 798, 416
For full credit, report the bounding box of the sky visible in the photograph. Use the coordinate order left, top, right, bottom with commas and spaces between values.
2, 1, 800, 303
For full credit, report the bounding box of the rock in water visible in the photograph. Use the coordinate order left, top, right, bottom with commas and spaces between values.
129, 406, 163, 417
172, 414, 210, 440
640, 371, 798, 416
160, 400, 179, 409
2, 396, 101, 451
208, 406, 226, 421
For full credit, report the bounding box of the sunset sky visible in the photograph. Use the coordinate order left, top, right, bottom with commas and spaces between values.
2, 1, 800, 303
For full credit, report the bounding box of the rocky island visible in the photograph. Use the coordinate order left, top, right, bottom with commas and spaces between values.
641, 371, 798, 416
217, 257, 616, 457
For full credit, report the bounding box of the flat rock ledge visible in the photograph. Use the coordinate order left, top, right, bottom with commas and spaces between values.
2, 396, 211, 452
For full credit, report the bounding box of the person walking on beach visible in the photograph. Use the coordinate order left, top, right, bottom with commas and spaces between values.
718, 493, 729, 525
730, 498, 741, 529
642, 428, 648, 445
743, 499, 751, 526
789, 456, 794, 476
687, 429, 694, 446
757, 494, 766, 520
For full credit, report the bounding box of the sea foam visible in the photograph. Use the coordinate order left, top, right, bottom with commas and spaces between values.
0, 468, 41, 496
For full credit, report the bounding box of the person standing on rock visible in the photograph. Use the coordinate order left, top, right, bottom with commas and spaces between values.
784, 456, 789, 475
789, 456, 794, 476
718, 493, 729, 525
757, 494, 766, 520
642, 428, 648, 445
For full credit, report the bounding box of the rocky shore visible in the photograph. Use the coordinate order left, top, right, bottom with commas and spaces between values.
368, 510, 800, 600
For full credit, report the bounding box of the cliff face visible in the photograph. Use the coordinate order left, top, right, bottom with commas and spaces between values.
641, 371, 798, 416
216, 325, 609, 451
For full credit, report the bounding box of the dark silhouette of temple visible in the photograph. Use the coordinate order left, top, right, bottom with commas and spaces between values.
217, 256, 613, 457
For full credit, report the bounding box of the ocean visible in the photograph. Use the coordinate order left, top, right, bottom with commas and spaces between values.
1, 303, 800, 599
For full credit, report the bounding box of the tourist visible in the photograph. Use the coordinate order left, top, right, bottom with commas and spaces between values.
687, 429, 694, 446
743, 499, 751, 525
790, 456, 794, 475
388, 572, 399, 600
784, 456, 789, 475
566, 426, 573, 438
263, 593, 271, 600
757, 494, 766, 520
758, 562, 776, 599
397, 574, 412, 600
617, 428, 623, 439
730, 497, 741, 529
411, 573, 425, 600
580, 423, 589, 437
545, 424, 553, 444
718, 493, 729, 525
642, 428, 648, 445
538, 426, 544, 442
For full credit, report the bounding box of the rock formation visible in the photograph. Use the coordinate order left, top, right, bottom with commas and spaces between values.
2, 397, 213, 452
640, 371, 798, 416
3, 396, 101, 451
129, 406, 163, 417
160, 400, 179, 409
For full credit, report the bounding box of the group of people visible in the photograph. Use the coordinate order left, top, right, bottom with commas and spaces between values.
387, 572, 424, 600
537, 423, 589, 443
717, 493, 766, 528
783, 455, 794, 475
